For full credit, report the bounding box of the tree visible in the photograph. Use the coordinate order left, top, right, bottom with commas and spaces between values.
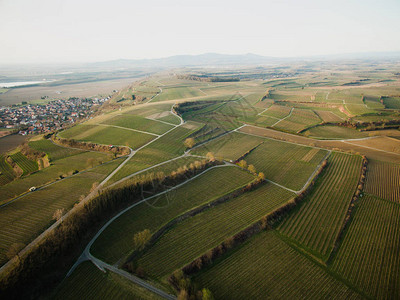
184, 138, 195, 149
52, 208, 66, 221
6, 243, 25, 262
258, 172, 266, 181
237, 160, 247, 169
206, 152, 215, 162
248, 164, 256, 174
202, 288, 215, 300
133, 229, 151, 251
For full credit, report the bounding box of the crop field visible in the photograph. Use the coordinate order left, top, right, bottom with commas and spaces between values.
137, 182, 295, 278
364, 96, 385, 109
382, 96, 400, 109
243, 139, 328, 191
194, 231, 362, 300
332, 195, 400, 299
364, 159, 400, 203
274, 108, 321, 132
315, 110, 344, 122
101, 114, 174, 135
91, 166, 254, 263
191, 132, 264, 161
303, 125, 367, 139
345, 103, 375, 116
278, 153, 361, 259
155, 113, 181, 125
154, 86, 204, 102
0, 155, 15, 186
54, 262, 162, 300
0, 151, 110, 203
10, 152, 38, 175
123, 103, 174, 117
0, 158, 123, 266
261, 104, 291, 119
60, 124, 155, 149
347, 136, 400, 155
29, 138, 84, 161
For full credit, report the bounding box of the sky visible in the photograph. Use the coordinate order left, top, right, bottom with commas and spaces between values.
0, 0, 399, 64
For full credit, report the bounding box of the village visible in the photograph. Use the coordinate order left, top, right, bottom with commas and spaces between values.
0, 96, 110, 135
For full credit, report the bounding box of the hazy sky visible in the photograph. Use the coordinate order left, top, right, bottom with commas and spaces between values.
0, 0, 399, 64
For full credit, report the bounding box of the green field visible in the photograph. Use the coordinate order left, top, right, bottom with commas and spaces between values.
0, 158, 123, 266
102, 114, 174, 135
137, 182, 295, 278
364, 159, 400, 203
260, 104, 291, 119
54, 262, 162, 300
278, 152, 361, 259
304, 125, 367, 139
91, 166, 254, 264
59, 124, 155, 149
155, 113, 181, 125
194, 231, 362, 300
0, 155, 16, 186
382, 96, 400, 109
332, 195, 400, 299
274, 108, 321, 132
154, 86, 204, 102
191, 132, 264, 161
0, 151, 110, 203
243, 138, 328, 191
29, 138, 84, 161
10, 152, 38, 175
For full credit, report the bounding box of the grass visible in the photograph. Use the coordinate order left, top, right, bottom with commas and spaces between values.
91, 166, 255, 264
0, 155, 15, 186
332, 194, 400, 299
154, 86, 203, 102
10, 152, 38, 175
278, 152, 362, 259
102, 114, 174, 135
59, 125, 155, 150
0, 151, 110, 203
274, 108, 321, 132
191, 132, 264, 161
156, 114, 181, 125
261, 104, 291, 119
315, 110, 344, 123
194, 230, 362, 300
137, 182, 295, 278
364, 159, 400, 203
29, 138, 84, 161
303, 125, 367, 139
0, 158, 123, 266
54, 262, 162, 300
382, 96, 400, 109
243, 138, 328, 191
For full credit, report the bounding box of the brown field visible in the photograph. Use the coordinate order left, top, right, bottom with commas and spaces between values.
239, 125, 400, 163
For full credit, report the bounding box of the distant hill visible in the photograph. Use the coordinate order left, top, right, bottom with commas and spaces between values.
87, 53, 280, 68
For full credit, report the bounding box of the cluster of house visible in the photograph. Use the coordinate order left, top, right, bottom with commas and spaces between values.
0, 96, 110, 135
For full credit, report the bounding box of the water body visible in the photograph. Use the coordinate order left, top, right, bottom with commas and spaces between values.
0, 134, 28, 154
0, 80, 56, 88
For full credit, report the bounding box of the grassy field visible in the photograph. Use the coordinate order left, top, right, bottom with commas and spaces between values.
54, 262, 162, 300
194, 231, 362, 300
278, 152, 361, 259
332, 195, 400, 299
0, 151, 110, 203
315, 110, 344, 123
10, 152, 38, 175
155, 113, 181, 125
261, 104, 291, 119
191, 132, 264, 161
303, 125, 367, 139
382, 96, 400, 109
101, 114, 174, 135
0, 158, 123, 266
91, 167, 254, 264
154, 86, 204, 102
364, 159, 400, 203
243, 138, 328, 191
29, 138, 84, 161
59, 124, 155, 149
0, 155, 16, 186
137, 182, 295, 278
274, 108, 321, 132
